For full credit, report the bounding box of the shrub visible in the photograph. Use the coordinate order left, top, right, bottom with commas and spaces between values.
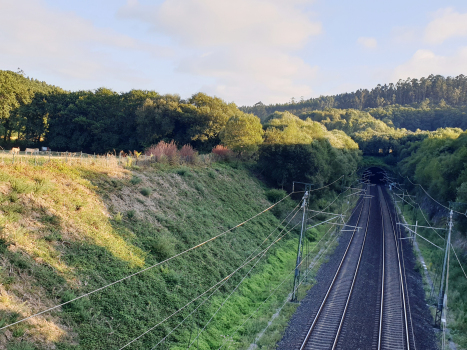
146, 140, 179, 165
176, 167, 192, 177
114, 212, 123, 223
140, 187, 151, 196
179, 144, 198, 164
211, 145, 233, 161
130, 176, 142, 185
265, 189, 287, 203
10, 179, 34, 194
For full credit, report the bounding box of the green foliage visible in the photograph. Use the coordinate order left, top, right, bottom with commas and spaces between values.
219, 113, 264, 154
0, 70, 63, 144
176, 167, 192, 177
398, 129, 467, 218
265, 189, 287, 203
7, 342, 37, 350
257, 112, 360, 190
44, 88, 159, 153
130, 175, 142, 185
264, 111, 326, 144
140, 187, 151, 196
241, 74, 467, 116
136, 93, 247, 152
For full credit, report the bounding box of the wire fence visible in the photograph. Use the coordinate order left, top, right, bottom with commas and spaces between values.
0, 149, 216, 168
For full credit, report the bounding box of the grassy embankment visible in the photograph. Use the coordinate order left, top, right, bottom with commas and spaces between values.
0, 160, 355, 350
396, 200, 467, 349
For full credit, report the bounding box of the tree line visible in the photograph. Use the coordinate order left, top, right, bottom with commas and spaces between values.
241, 74, 467, 122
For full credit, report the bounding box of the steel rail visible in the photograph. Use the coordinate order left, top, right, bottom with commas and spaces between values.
377, 187, 411, 350
298, 185, 371, 350
384, 188, 411, 350
377, 195, 385, 350
331, 192, 372, 349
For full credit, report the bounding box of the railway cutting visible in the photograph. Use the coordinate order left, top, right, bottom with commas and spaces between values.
278, 170, 437, 350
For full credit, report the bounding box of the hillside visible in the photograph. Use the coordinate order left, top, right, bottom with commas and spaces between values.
0, 160, 354, 350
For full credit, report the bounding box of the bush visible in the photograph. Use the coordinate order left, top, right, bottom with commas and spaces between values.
179, 144, 198, 164
176, 167, 192, 177
265, 189, 287, 203
10, 179, 35, 194
130, 175, 142, 185
140, 188, 151, 196
146, 140, 179, 165
211, 145, 233, 161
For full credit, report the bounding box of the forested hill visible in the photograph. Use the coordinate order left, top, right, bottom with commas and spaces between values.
241, 74, 467, 131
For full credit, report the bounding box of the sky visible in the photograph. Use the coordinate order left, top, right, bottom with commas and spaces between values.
1, 0, 467, 106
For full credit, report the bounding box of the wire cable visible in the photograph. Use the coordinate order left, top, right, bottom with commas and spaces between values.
451, 244, 467, 280
401, 173, 466, 216
0, 191, 294, 332
153, 219, 303, 350
155, 186, 361, 349
216, 196, 364, 350
186, 214, 348, 349
120, 218, 303, 350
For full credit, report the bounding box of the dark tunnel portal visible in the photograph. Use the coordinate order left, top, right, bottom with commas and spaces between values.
366, 167, 386, 185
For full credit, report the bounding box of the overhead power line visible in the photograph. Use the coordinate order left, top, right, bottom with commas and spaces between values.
120, 219, 303, 350
0, 191, 294, 332
401, 173, 466, 216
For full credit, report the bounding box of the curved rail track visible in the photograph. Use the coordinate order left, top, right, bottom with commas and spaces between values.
297, 184, 415, 350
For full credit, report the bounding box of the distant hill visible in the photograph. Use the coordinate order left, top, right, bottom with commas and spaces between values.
240, 74, 467, 127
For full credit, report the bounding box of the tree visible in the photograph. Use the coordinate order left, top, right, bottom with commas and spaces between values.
219, 113, 263, 154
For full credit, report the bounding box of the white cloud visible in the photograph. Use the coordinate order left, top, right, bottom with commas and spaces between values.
425, 8, 467, 45
120, 0, 320, 49
118, 0, 322, 104
178, 49, 318, 104
0, 0, 169, 86
393, 48, 467, 80
357, 37, 377, 49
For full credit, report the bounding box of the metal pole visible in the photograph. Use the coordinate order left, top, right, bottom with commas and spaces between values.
414, 220, 417, 246
292, 186, 310, 301
442, 215, 452, 350
436, 210, 453, 328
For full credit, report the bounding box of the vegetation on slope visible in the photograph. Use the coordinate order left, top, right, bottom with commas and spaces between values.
0, 159, 354, 350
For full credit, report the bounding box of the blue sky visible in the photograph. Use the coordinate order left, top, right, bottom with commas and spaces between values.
1, 0, 467, 105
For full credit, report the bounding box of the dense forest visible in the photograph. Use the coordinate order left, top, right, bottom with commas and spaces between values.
3, 69, 467, 205
241, 74, 467, 120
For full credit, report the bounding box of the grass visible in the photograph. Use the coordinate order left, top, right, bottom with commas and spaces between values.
0, 160, 355, 350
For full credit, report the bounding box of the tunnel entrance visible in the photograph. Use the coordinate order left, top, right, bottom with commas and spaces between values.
365, 167, 387, 185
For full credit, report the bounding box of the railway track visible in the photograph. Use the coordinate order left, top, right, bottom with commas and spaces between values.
296, 184, 414, 350
298, 185, 371, 350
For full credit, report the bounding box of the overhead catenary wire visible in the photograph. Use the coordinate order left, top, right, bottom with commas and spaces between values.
216, 192, 364, 350
189, 214, 350, 348
401, 173, 466, 216
0, 191, 295, 332
451, 244, 467, 280
216, 223, 344, 350
120, 218, 303, 350
152, 219, 303, 350
151, 182, 360, 349
392, 180, 446, 241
